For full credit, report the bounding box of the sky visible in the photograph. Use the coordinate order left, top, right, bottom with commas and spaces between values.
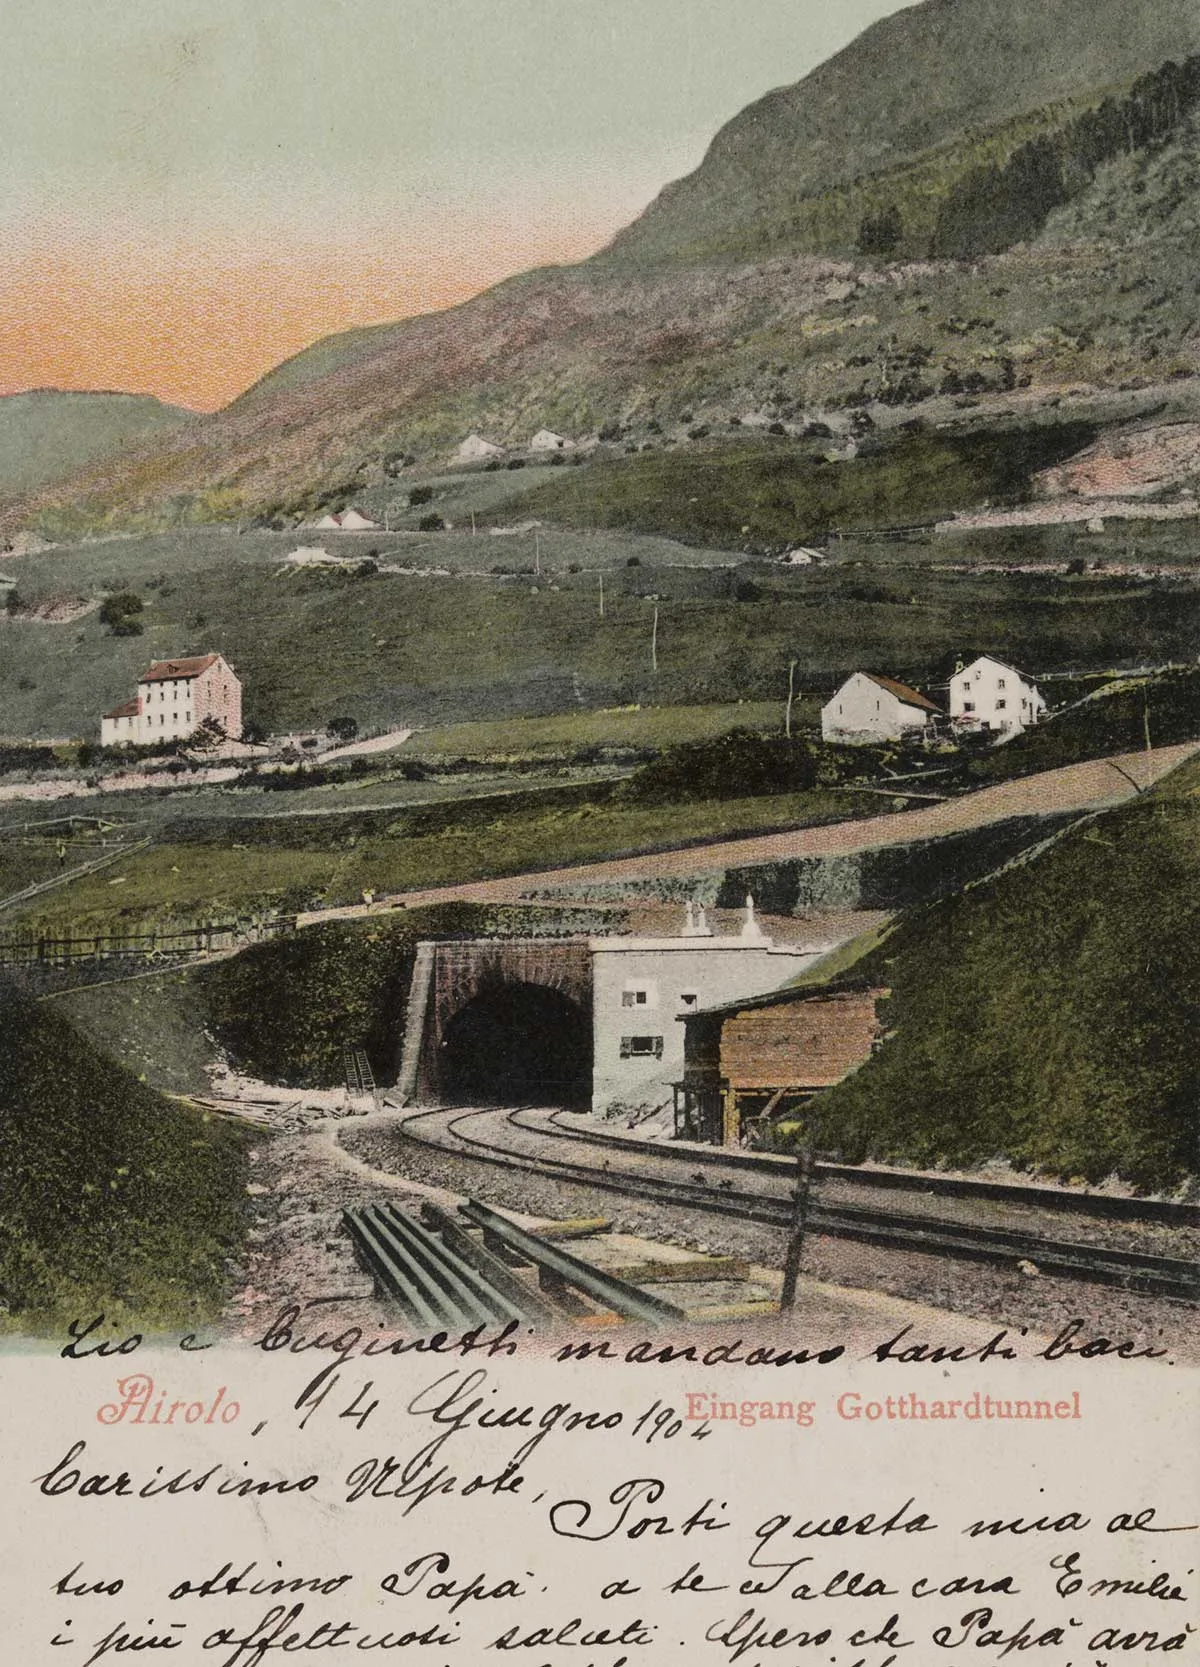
0, 0, 914, 411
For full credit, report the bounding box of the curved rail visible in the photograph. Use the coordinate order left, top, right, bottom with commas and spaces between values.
391, 1106, 1200, 1304
526, 1109, 1200, 1228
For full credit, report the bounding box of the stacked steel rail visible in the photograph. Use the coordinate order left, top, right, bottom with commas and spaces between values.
343, 1198, 685, 1325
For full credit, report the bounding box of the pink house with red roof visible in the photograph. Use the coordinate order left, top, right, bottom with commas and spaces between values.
101, 654, 242, 747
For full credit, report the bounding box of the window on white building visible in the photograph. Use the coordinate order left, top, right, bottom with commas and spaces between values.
996, 699, 1007, 710
620, 1036, 664, 1059
964, 702, 975, 713
621, 986, 652, 1008
997, 678, 1006, 689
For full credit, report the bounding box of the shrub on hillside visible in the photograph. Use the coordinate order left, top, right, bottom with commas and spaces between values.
99, 591, 144, 636
857, 204, 904, 255
626, 729, 820, 804
0, 743, 57, 775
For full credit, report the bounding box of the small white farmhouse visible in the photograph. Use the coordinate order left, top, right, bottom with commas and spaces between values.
312, 508, 379, 531
336, 508, 378, 531
949, 655, 1045, 738
456, 433, 505, 463
529, 428, 572, 452
821, 672, 941, 744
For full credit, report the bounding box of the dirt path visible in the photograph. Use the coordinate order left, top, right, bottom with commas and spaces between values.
300, 741, 1199, 926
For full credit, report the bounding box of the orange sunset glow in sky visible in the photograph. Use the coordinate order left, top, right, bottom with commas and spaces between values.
0, 1, 909, 413
0, 221, 614, 412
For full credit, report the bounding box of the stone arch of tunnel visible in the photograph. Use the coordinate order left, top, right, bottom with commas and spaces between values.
402, 938, 595, 1107
439, 980, 592, 1107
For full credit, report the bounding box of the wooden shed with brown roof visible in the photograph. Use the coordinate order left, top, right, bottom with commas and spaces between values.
677, 981, 884, 1146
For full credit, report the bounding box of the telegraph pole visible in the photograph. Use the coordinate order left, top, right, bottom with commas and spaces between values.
785, 659, 798, 739
780, 1140, 816, 1311
651, 605, 659, 672
598, 572, 605, 618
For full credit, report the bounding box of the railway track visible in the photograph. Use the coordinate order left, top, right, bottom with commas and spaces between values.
392, 1105, 1200, 1305
528, 1108, 1200, 1228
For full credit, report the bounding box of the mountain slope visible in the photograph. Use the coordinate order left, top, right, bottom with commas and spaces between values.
605, 0, 1200, 265
11, 0, 1200, 537
0, 982, 248, 1329
0, 390, 193, 503
795, 755, 1200, 1189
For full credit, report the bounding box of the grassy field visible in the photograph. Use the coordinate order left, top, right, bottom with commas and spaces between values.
49, 969, 221, 1098
7, 464, 1200, 745
7, 544, 1199, 745
0, 521, 739, 737
404, 700, 796, 757
8, 781, 877, 934
506, 424, 1097, 547
0, 841, 70, 897
777, 754, 1200, 1189
0, 982, 250, 1331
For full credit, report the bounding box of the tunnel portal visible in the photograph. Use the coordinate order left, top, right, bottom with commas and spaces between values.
401, 937, 594, 1107
439, 981, 591, 1106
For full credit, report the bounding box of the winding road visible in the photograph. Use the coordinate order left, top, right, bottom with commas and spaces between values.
299, 741, 1198, 926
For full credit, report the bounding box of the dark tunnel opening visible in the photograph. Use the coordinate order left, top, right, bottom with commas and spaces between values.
439, 981, 591, 1106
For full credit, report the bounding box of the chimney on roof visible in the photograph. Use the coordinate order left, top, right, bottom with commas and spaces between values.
740, 894, 767, 943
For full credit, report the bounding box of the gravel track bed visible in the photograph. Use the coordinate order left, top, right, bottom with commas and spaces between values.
340, 1122, 1200, 1362
449, 1109, 1200, 1260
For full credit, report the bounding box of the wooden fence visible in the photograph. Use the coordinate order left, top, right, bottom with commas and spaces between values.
0, 915, 296, 967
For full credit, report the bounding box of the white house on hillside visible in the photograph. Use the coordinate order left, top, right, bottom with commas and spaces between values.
456, 433, 505, 463
101, 655, 242, 747
313, 508, 379, 531
530, 428, 573, 452
949, 655, 1045, 738
821, 672, 941, 744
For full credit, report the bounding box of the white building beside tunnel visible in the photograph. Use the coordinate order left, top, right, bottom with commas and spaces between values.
588, 900, 830, 1118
